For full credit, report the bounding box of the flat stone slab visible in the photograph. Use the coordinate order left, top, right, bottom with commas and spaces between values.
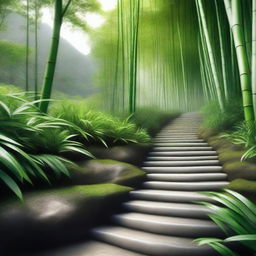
21, 240, 145, 256
91, 226, 217, 256
130, 189, 216, 203
123, 200, 212, 219
142, 166, 222, 173
112, 212, 223, 237
143, 181, 229, 191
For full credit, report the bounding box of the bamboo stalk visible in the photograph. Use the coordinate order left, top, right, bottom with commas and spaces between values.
25, 0, 29, 91
34, 0, 38, 100
39, 0, 62, 113
196, 0, 224, 110
224, 0, 254, 121
252, 0, 256, 115
215, 0, 228, 100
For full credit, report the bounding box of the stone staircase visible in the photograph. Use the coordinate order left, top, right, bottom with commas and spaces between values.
33, 112, 228, 256
89, 112, 228, 256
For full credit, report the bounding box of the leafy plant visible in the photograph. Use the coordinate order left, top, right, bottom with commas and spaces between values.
0, 95, 93, 199
195, 189, 256, 256
222, 121, 256, 160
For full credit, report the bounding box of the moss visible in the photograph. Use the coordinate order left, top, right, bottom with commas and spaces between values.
26, 183, 132, 199
198, 128, 217, 138
227, 179, 256, 202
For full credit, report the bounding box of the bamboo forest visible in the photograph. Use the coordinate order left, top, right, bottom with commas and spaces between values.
1, 0, 256, 255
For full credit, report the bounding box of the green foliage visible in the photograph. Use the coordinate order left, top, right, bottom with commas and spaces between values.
0, 40, 27, 66
129, 106, 179, 136
201, 100, 243, 133
222, 121, 256, 160
50, 100, 151, 146
195, 189, 256, 256
0, 94, 92, 199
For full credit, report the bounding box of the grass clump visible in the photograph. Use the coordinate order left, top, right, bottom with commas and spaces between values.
201, 100, 243, 133
222, 121, 256, 160
50, 100, 151, 146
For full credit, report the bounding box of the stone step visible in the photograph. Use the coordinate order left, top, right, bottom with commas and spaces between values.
146, 173, 227, 182
157, 135, 198, 137
144, 160, 220, 166
154, 137, 199, 140
152, 139, 205, 143
160, 127, 199, 129
112, 213, 223, 238
146, 156, 218, 161
149, 151, 217, 156
160, 130, 199, 132
130, 189, 216, 203
28, 240, 145, 256
143, 181, 229, 191
153, 147, 213, 151
142, 166, 222, 173
153, 143, 208, 147
158, 134, 197, 136
123, 200, 212, 219
91, 226, 216, 256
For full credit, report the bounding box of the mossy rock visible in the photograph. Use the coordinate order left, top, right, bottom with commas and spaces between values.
71, 159, 146, 188
208, 137, 232, 150
226, 179, 256, 203
0, 184, 131, 253
218, 151, 246, 165
198, 128, 217, 139
223, 161, 256, 181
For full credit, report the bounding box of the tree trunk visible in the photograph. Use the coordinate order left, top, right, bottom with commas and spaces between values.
39, 0, 62, 113
224, 0, 254, 121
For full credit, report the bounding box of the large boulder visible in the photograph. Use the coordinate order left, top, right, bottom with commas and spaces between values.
87, 144, 151, 166
227, 179, 256, 202
0, 184, 131, 253
70, 159, 146, 188
224, 161, 256, 181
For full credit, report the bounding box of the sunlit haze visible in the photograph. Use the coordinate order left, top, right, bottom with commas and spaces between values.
41, 1, 117, 56
98, 0, 117, 11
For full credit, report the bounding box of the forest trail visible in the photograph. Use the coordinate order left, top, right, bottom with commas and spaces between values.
36, 113, 228, 256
